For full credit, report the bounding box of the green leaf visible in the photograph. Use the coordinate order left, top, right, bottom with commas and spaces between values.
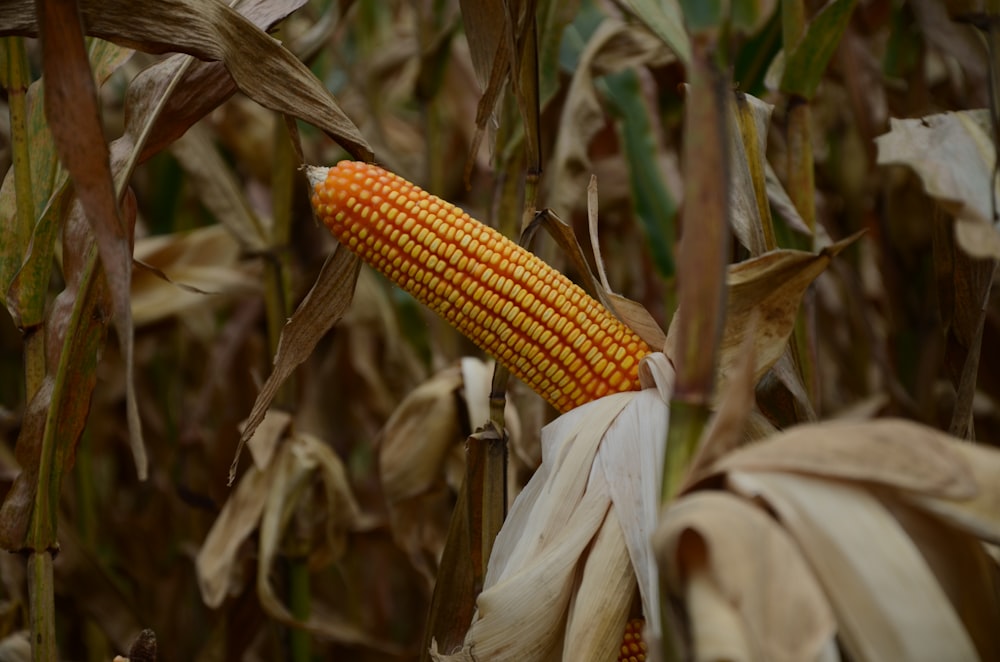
780, 0, 858, 98
604, 68, 677, 277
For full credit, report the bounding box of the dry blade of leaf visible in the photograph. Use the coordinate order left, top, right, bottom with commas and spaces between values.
195, 460, 278, 609
230, 244, 362, 484
255, 434, 399, 653
169, 126, 269, 252
888, 501, 1000, 661
131, 225, 258, 326
39, 0, 145, 478
765, 161, 824, 241
727, 471, 979, 661
876, 110, 1000, 260
711, 419, 977, 501
654, 492, 836, 662
244, 409, 293, 471
667, 232, 861, 396
730, 91, 776, 255
900, 440, 1000, 545
2, 0, 372, 160
547, 18, 674, 220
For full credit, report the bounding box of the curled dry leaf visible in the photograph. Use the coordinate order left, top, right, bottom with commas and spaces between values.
196, 452, 279, 609
727, 471, 979, 661
169, 126, 270, 252
255, 434, 390, 649
901, 439, 1000, 544
666, 233, 860, 399
379, 365, 465, 505
1, 0, 372, 160
710, 418, 977, 500
876, 110, 1000, 260
547, 18, 675, 221
201, 432, 396, 652
231, 248, 362, 484
654, 492, 836, 662
131, 225, 259, 327
378, 361, 469, 584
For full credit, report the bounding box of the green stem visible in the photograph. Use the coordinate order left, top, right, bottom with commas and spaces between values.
662, 400, 710, 503
27, 553, 56, 661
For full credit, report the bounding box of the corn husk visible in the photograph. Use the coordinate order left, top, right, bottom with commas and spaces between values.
432, 352, 675, 661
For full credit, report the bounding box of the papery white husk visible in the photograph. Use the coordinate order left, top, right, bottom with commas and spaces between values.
432, 353, 674, 661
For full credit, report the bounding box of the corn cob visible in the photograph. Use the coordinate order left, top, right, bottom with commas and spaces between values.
309, 160, 651, 412
618, 618, 647, 662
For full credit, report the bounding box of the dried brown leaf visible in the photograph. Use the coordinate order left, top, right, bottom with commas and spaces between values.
655, 492, 836, 662
902, 440, 1000, 544
255, 434, 398, 652
667, 233, 860, 397
876, 110, 999, 260
39, 0, 144, 478
122, 0, 308, 164
379, 365, 464, 504
3, 0, 371, 160
888, 501, 1000, 661
244, 409, 293, 471
131, 225, 258, 326
712, 419, 977, 500
196, 457, 278, 609
168, 126, 269, 252
231, 238, 362, 484
547, 18, 674, 220
727, 471, 979, 661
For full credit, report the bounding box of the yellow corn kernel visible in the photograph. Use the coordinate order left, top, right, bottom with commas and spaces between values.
618, 618, 647, 662
310, 161, 651, 412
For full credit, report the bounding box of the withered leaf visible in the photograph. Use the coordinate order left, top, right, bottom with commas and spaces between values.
231, 228, 362, 484
2, 0, 372, 160
655, 491, 836, 662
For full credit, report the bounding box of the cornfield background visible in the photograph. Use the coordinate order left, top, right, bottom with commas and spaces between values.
0, 0, 999, 661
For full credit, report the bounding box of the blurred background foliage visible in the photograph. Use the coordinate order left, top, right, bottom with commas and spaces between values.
0, 0, 997, 660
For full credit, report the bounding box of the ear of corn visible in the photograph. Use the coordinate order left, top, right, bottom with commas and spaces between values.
618, 618, 647, 662
310, 160, 651, 412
